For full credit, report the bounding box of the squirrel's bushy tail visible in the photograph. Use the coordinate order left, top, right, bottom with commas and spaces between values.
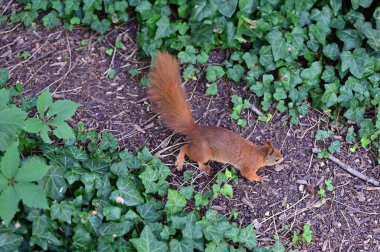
148, 52, 196, 135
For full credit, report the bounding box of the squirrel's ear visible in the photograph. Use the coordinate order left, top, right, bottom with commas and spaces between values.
265, 141, 273, 148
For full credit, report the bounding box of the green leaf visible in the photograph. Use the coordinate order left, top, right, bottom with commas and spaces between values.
285, 26, 306, 51
40, 124, 52, 144
169, 238, 194, 252
226, 65, 244, 82
220, 183, 233, 198
300, 61, 322, 81
48, 100, 80, 120
15, 157, 50, 182
139, 166, 159, 193
310, 6, 331, 26
0, 232, 23, 251
309, 23, 331, 45
37, 89, 52, 120
111, 178, 144, 206
0, 107, 27, 137
130, 226, 168, 252
239, 224, 257, 249
344, 104, 365, 121
0, 186, 19, 226
166, 189, 187, 214
190, 0, 218, 22
336, 29, 362, 50
155, 16, 176, 40
302, 224, 312, 243
321, 66, 336, 82
206, 84, 218, 96
340, 48, 369, 79
0, 68, 9, 87
203, 224, 222, 243
272, 236, 285, 252
351, 0, 373, 9
24, 118, 44, 133
330, 0, 342, 16
323, 43, 340, 60
0, 143, 19, 179
50, 200, 75, 224
90, 19, 111, 34
0, 89, 10, 109
99, 132, 118, 151
363, 27, 380, 51
217, 0, 238, 18
259, 46, 276, 71
136, 201, 161, 223
325, 179, 335, 191
15, 182, 48, 209
42, 11, 59, 29
328, 140, 341, 154
103, 205, 122, 221
315, 130, 331, 140
206, 65, 225, 82
265, 30, 288, 61
40, 166, 67, 200
52, 121, 75, 139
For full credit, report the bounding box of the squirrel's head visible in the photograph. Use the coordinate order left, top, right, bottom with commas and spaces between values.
263, 141, 283, 166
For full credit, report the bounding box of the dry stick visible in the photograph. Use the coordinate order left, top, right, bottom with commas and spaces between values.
249, 103, 263, 116
312, 148, 380, 186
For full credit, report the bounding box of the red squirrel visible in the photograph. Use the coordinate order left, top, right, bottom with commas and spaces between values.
148, 52, 284, 182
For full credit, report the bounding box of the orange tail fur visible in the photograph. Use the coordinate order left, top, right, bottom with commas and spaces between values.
148, 52, 195, 135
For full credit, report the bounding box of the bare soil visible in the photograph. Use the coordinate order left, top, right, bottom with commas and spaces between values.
1, 22, 379, 251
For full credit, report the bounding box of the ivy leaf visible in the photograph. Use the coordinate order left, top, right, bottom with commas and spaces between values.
50, 200, 75, 224
110, 178, 144, 206
285, 26, 306, 51
165, 189, 187, 214
309, 22, 331, 45
363, 27, 380, 51
310, 6, 331, 26
220, 184, 233, 198
238, 224, 257, 249
203, 224, 222, 243
344, 104, 365, 121
130, 226, 168, 252
226, 64, 244, 82
15, 182, 48, 209
323, 43, 340, 60
206, 65, 225, 82
15, 157, 50, 182
139, 166, 159, 193
340, 48, 369, 79
0, 186, 19, 226
136, 201, 161, 223
330, 0, 342, 16
40, 166, 67, 200
336, 29, 362, 50
155, 16, 177, 40
351, 0, 373, 9
204, 83, 218, 97
169, 238, 194, 252
99, 132, 118, 151
259, 46, 276, 71
42, 11, 59, 29
0, 67, 9, 87
321, 66, 336, 82
328, 140, 341, 153
0, 232, 23, 251
90, 19, 111, 35
300, 61, 322, 81
315, 130, 331, 140
217, 0, 238, 18
265, 30, 288, 61
190, 0, 218, 22
37, 89, 52, 120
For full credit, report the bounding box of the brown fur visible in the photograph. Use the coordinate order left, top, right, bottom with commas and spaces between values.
148, 52, 284, 182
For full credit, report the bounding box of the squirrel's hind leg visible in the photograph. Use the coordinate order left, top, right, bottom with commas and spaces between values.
175, 142, 212, 175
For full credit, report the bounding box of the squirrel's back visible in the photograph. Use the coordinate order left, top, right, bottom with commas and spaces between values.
148, 52, 195, 135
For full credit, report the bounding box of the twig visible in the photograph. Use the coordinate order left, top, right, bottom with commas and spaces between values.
249, 104, 262, 116
312, 148, 380, 186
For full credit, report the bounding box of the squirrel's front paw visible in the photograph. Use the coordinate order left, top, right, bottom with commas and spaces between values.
175, 159, 184, 171
248, 175, 269, 182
